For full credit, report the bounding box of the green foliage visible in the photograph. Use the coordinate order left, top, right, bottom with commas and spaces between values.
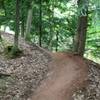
0, 0, 100, 62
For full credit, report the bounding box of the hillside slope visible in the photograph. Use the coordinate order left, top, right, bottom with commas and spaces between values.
0, 32, 100, 100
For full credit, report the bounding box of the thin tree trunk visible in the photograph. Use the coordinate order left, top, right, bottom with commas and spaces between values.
21, 19, 24, 37
2, 0, 7, 31
25, 8, 33, 40
20, 0, 25, 37
48, 1, 55, 50
14, 0, 20, 49
56, 31, 59, 52
39, 0, 42, 47
0, 32, 1, 40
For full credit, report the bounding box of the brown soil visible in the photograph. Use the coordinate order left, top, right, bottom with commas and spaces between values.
31, 52, 88, 100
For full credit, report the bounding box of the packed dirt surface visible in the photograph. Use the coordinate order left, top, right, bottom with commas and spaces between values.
31, 53, 88, 100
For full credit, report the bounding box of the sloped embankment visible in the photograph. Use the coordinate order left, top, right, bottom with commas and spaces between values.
0, 32, 52, 100
0, 32, 100, 100
73, 60, 100, 100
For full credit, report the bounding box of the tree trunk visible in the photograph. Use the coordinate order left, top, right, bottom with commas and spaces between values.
39, 0, 42, 47
48, 1, 55, 50
56, 31, 59, 52
76, 16, 88, 56
25, 8, 33, 41
20, 0, 25, 37
14, 0, 20, 49
21, 19, 25, 37
1, 0, 7, 31
0, 32, 1, 40
74, 0, 88, 56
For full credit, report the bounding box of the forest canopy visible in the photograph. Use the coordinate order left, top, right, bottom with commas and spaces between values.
0, 0, 100, 63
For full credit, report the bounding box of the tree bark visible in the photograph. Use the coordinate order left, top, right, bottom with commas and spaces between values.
21, 19, 25, 37
39, 0, 42, 47
20, 0, 25, 37
48, 1, 55, 50
14, 0, 20, 49
25, 8, 33, 40
74, 0, 88, 56
75, 16, 88, 56
56, 31, 59, 52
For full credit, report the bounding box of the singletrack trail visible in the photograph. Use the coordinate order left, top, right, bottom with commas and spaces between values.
32, 52, 88, 100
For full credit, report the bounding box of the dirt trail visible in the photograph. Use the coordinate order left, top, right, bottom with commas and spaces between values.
31, 52, 88, 100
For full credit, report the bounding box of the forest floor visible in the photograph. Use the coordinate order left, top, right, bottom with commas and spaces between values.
0, 32, 100, 100
32, 52, 88, 100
